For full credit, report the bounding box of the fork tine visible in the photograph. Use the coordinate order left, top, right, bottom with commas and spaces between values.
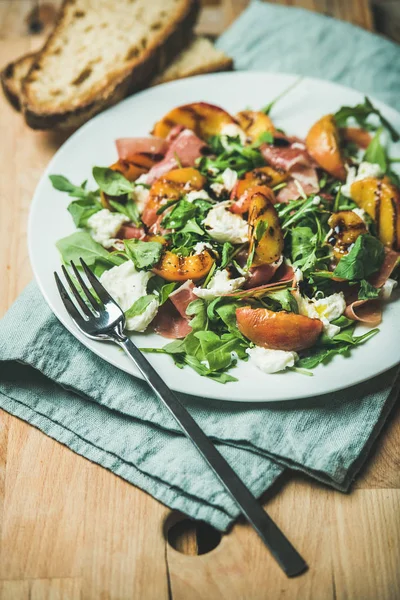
54, 272, 86, 324
80, 258, 114, 305
61, 265, 92, 317
70, 260, 101, 312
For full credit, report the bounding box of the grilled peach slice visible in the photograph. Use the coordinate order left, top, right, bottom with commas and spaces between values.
152, 102, 236, 140
235, 110, 275, 142
247, 186, 284, 265
236, 307, 323, 351
350, 177, 400, 249
153, 250, 214, 282
232, 166, 288, 213
340, 127, 371, 149
306, 114, 347, 180
327, 210, 367, 261
142, 168, 206, 228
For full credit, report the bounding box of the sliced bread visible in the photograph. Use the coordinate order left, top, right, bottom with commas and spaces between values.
152, 37, 232, 85
20, 0, 200, 130
1, 37, 232, 114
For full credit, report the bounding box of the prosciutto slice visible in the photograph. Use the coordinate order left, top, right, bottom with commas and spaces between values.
146, 129, 207, 184
261, 142, 319, 203
243, 259, 283, 289
152, 301, 192, 339
225, 264, 294, 298
116, 137, 168, 161
169, 281, 196, 318
344, 300, 382, 326
118, 224, 146, 240
369, 249, 399, 288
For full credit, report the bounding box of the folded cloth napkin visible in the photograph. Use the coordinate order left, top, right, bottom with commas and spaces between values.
1, 2, 400, 531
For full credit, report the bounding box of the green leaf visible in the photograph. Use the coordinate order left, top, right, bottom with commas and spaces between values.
67, 200, 101, 227
363, 128, 387, 172
124, 239, 163, 270
333, 234, 385, 280
180, 219, 204, 236
252, 131, 274, 147
186, 299, 208, 331
255, 219, 268, 242
148, 276, 177, 305
109, 199, 141, 226
125, 295, 157, 318
215, 302, 244, 337
92, 167, 134, 196
194, 331, 247, 371
56, 231, 124, 271
334, 97, 399, 142
162, 200, 197, 230
261, 77, 303, 115
358, 279, 380, 300
267, 289, 298, 313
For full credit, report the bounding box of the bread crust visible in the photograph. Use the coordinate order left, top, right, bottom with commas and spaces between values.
21, 0, 200, 130
1, 52, 35, 111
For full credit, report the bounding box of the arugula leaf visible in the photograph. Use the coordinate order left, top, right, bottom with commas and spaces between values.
56, 231, 124, 273
124, 239, 163, 270
363, 128, 387, 172
50, 175, 97, 199
125, 295, 157, 318
109, 199, 141, 226
92, 167, 134, 196
194, 331, 247, 371
267, 289, 298, 313
252, 131, 274, 147
358, 279, 380, 300
298, 327, 379, 368
162, 200, 197, 229
148, 276, 177, 305
186, 299, 208, 331
221, 242, 235, 268
215, 302, 244, 337
333, 234, 385, 280
67, 200, 101, 227
180, 219, 204, 236
255, 219, 268, 242
334, 97, 399, 142
261, 77, 303, 115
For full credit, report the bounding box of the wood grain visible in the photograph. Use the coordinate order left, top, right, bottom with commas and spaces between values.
1, 1, 400, 599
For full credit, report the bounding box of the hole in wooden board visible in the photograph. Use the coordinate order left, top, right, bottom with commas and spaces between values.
166, 515, 221, 556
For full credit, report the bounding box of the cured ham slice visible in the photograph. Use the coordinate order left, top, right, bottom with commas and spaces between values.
146, 129, 207, 184
118, 224, 146, 240
344, 300, 382, 326
169, 281, 196, 318
152, 301, 192, 339
261, 142, 319, 202
116, 137, 168, 161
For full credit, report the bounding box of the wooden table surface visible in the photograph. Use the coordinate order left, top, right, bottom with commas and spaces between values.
1, 1, 399, 599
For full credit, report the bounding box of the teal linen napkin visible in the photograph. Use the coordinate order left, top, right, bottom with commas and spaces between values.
1, 2, 400, 531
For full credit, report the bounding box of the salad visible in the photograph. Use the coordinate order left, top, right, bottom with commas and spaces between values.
51, 93, 400, 383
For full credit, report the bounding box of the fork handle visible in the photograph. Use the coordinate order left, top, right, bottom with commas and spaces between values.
116, 334, 307, 578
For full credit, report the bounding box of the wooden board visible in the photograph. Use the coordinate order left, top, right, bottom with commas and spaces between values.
1, 1, 400, 599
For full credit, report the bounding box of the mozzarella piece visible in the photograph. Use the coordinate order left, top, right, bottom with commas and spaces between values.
100, 261, 158, 332
193, 269, 245, 299
342, 161, 383, 198
87, 209, 129, 248
203, 201, 249, 244
193, 241, 213, 255
132, 184, 150, 213
246, 347, 298, 374
220, 123, 247, 145
210, 168, 238, 197
294, 291, 346, 338
381, 278, 398, 300
185, 189, 212, 203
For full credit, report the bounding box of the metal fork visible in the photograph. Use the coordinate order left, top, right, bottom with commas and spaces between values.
54, 258, 307, 578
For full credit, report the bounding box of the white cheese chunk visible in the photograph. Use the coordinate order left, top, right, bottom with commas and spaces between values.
100, 261, 158, 332
87, 208, 129, 249
210, 168, 238, 197
193, 241, 214, 255
246, 347, 298, 374
194, 269, 246, 299
220, 123, 247, 145
203, 201, 249, 244
294, 291, 346, 338
342, 161, 383, 198
132, 184, 150, 214
381, 278, 398, 300
185, 189, 212, 203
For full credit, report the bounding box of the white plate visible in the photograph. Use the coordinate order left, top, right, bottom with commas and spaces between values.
28, 72, 400, 402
